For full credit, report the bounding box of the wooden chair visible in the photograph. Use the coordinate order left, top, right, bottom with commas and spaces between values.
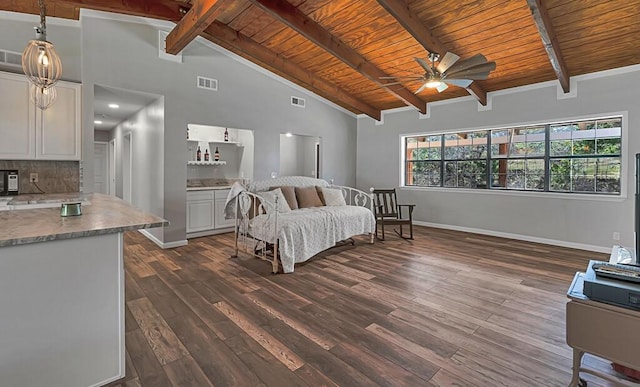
371, 188, 415, 240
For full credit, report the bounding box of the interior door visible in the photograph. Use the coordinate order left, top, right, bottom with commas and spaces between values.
94, 142, 108, 194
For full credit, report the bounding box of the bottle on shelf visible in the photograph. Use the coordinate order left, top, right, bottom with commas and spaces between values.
204, 148, 210, 161
214, 146, 220, 161
196, 146, 201, 161
224, 128, 229, 142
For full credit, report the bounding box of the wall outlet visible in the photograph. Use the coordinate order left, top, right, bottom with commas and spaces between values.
613, 232, 621, 241
30, 173, 38, 183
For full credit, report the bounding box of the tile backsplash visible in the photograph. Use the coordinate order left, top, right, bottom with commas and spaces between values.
0, 160, 80, 194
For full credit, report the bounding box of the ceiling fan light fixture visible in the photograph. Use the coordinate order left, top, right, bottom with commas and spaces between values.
425, 79, 442, 88
22, 0, 62, 90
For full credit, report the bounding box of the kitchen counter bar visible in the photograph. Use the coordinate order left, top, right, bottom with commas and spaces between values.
0, 193, 167, 387
0, 193, 167, 247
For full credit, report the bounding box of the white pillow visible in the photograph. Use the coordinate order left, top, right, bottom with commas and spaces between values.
257, 188, 291, 213
321, 187, 346, 206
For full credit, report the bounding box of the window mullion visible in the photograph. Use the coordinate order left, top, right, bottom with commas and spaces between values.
544, 124, 550, 192
440, 134, 445, 187
486, 130, 492, 190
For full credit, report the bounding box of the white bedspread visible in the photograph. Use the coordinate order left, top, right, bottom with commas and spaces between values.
247, 206, 375, 273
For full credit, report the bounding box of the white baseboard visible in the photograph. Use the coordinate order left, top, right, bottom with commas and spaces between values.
138, 229, 188, 249
413, 221, 610, 254
187, 228, 234, 239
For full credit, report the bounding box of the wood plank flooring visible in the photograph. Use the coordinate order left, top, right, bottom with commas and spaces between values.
112, 226, 627, 387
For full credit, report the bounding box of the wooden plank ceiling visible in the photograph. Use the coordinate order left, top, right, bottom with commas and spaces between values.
3, 0, 640, 119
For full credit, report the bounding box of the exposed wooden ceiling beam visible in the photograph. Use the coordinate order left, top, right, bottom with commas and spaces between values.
526, 0, 570, 93
202, 21, 382, 120
248, 0, 426, 114
166, 0, 232, 54
54, 0, 182, 21
376, 0, 489, 106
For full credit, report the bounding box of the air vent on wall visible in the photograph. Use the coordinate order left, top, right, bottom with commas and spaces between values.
197, 76, 218, 91
0, 49, 22, 67
291, 96, 305, 108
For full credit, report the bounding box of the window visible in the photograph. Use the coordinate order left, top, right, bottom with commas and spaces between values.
403, 116, 622, 195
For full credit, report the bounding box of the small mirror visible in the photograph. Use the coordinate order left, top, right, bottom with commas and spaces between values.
279, 133, 321, 178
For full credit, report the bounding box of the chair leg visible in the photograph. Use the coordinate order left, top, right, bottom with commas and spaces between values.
381, 223, 385, 240
409, 222, 413, 239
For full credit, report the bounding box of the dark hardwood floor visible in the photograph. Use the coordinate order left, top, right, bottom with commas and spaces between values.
113, 226, 623, 387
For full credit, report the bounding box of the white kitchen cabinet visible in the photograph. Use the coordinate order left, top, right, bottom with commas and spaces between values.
0, 71, 81, 160
187, 189, 234, 237
36, 81, 82, 160
0, 73, 34, 158
186, 190, 215, 233
214, 189, 235, 229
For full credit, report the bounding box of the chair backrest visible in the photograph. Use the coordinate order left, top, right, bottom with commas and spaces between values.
372, 189, 398, 218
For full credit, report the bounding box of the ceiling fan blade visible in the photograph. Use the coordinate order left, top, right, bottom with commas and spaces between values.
446, 62, 496, 80
415, 57, 435, 76
436, 82, 449, 92
448, 72, 491, 81
444, 53, 488, 74
444, 78, 473, 88
436, 52, 460, 74
415, 82, 428, 94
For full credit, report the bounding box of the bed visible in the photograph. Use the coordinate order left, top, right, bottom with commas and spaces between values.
227, 176, 375, 273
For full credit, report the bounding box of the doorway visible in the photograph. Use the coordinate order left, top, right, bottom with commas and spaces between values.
123, 133, 132, 203
279, 133, 321, 177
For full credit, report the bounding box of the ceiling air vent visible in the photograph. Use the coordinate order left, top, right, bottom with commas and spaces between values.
291, 96, 305, 108
197, 76, 218, 91
0, 49, 22, 67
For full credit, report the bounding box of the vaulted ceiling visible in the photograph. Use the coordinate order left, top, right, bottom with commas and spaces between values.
4, 0, 640, 120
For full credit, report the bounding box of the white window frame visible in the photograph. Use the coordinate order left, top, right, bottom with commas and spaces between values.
399, 111, 628, 201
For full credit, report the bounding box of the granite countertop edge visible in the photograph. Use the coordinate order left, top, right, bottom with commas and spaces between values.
0, 221, 168, 248
0, 193, 168, 248
187, 186, 232, 191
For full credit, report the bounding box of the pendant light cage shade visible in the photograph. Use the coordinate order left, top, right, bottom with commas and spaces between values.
30, 84, 57, 110
22, 39, 62, 89
22, 0, 62, 89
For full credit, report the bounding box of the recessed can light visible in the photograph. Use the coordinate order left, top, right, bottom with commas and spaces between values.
94, 120, 103, 124
108, 103, 120, 109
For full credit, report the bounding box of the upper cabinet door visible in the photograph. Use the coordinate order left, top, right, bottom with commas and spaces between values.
0, 73, 35, 159
35, 81, 82, 160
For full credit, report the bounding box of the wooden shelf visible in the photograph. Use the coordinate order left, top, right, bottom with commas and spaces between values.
187, 161, 227, 166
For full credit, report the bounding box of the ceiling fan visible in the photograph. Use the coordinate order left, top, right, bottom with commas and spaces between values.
381, 52, 496, 94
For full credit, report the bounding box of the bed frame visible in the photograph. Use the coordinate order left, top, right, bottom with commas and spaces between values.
232, 183, 374, 273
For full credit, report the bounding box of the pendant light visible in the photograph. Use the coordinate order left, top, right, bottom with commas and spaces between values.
30, 84, 57, 110
22, 0, 62, 90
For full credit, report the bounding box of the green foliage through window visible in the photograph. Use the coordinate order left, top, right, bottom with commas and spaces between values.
403, 116, 622, 195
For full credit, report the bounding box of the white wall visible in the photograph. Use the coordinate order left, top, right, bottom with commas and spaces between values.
357, 69, 640, 251
78, 12, 357, 245
111, 97, 165, 241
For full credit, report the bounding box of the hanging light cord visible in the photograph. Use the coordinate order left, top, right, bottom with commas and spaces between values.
38, 0, 46, 38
